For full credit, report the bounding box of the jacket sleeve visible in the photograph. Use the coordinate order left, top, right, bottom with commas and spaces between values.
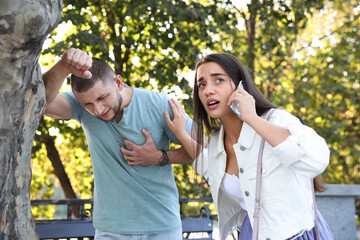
193, 148, 210, 179
270, 109, 330, 178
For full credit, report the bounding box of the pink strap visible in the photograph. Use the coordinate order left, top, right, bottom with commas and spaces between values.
252, 109, 275, 240
312, 180, 321, 239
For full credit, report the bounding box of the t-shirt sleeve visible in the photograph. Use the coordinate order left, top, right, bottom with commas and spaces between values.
160, 94, 193, 144
60, 91, 84, 122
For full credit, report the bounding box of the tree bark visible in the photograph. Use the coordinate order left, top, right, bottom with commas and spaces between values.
0, 0, 62, 239
246, 0, 258, 80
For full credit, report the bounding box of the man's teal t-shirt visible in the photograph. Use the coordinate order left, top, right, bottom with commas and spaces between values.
61, 87, 192, 234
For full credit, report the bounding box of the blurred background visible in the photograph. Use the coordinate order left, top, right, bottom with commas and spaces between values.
31, 0, 359, 234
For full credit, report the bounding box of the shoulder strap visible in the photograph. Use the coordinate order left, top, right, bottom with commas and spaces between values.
312, 180, 321, 239
252, 108, 276, 240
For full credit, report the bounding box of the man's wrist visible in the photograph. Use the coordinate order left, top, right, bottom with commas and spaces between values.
159, 150, 169, 166
50, 59, 72, 81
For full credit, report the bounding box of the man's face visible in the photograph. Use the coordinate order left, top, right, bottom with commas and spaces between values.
74, 80, 122, 122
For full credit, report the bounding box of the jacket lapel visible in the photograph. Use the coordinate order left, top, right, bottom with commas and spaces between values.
237, 122, 257, 150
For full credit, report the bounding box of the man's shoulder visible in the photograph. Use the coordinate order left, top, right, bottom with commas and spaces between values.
133, 87, 163, 95
133, 87, 168, 102
60, 91, 88, 121
60, 91, 79, 105
60, 91, 74, 98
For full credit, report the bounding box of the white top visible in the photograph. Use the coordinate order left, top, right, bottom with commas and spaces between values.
222, 173, 247, 211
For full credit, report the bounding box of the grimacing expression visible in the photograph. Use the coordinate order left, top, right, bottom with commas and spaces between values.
74, 80, 123, 122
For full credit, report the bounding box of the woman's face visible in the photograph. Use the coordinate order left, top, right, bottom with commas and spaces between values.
196, 62, 236, 119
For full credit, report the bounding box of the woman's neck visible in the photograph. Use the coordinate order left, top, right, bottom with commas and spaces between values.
222, 115, 243, 144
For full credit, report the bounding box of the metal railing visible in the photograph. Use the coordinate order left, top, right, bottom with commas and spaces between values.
31, 197, 216, 220
32, 196, 360, 220
31, 199, 93, 220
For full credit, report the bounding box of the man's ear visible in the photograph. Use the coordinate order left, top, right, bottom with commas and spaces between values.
114, 75, 123, 90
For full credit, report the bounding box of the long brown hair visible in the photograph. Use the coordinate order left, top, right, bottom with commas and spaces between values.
192, 53, 326, 192
314, 175, 327, 192
193, 53, 275, 154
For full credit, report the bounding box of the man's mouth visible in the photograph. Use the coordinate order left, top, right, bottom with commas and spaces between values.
100, 108, 111, 117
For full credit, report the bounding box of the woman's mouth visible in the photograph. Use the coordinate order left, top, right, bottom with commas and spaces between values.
207, 100, 220, 110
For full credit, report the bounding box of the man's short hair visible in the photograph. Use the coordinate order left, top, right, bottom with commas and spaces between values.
71, 58, 116, 92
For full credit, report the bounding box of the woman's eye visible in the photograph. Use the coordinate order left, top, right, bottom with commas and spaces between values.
198, 83, 205, 88
216, 78, 224, 83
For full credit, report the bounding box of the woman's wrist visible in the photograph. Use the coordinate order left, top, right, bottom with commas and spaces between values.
243, 112, 260, 126
175, 130, 189, 142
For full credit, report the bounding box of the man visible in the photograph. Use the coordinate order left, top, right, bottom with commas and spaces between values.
43, 48, 194, 239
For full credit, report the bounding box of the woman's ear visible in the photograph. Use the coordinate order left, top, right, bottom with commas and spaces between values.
114, 75, 123, 90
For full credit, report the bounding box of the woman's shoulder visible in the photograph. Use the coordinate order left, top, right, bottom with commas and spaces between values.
264, 108, 299, 124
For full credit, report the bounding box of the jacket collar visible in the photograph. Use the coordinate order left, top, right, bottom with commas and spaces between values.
237, 122, 257, 149
213, 122, 257, 158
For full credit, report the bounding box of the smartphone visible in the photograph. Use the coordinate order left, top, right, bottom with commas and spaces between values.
230, 81, 244, 120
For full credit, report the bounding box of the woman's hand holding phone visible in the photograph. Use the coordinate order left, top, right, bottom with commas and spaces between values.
230, 81, 245, 120
229, 81, 256, 122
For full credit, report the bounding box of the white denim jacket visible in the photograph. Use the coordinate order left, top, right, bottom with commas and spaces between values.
195, 109, 329, 240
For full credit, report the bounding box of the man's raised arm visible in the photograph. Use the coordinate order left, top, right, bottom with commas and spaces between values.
43, 48, 92, 119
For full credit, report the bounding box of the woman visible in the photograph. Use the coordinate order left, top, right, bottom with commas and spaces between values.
165, 53, 334, 240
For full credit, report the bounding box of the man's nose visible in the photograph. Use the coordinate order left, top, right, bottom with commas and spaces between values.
93, 102, 103, 115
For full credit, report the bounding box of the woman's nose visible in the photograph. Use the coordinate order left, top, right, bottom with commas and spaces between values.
203, 85, 214, 95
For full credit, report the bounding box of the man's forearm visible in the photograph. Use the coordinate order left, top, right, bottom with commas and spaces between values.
167, 146, 194, 165
43, 60, 70, 105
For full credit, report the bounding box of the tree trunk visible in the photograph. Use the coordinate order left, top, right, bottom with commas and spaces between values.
0, 0, 62, 239
39, 118, 79, 217
246, 0, 258, 80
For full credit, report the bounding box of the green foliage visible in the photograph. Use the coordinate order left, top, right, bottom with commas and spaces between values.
287, 0, 360, 184
31, 143, 56, 219
31, 117, 93, 218
32, 0, 360, 219
34, 117, 94, 195
226, 0, 326, 99
173, 163, 211, 198
44, 0, 235, 108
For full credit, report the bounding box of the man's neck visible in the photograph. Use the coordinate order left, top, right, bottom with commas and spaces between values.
114, 87, 133, 123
